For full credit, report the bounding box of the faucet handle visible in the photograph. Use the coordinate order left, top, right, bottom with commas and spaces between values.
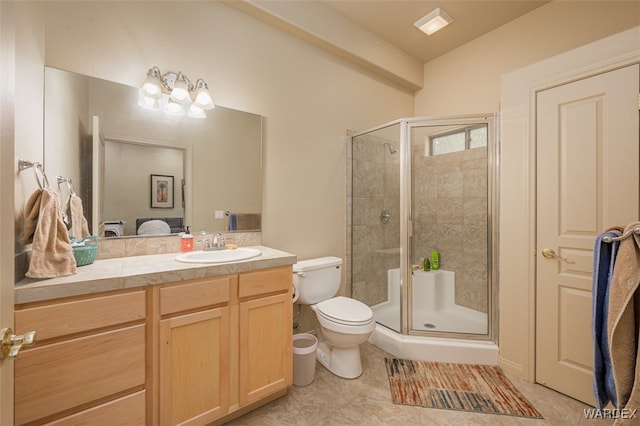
213, 232, 225, 249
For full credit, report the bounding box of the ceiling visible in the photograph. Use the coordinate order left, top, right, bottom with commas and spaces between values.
319, 1, 550, 63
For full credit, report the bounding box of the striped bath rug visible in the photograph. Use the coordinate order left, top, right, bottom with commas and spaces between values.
384, 358, 543, 419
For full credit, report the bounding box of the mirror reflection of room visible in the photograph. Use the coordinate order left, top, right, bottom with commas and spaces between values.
44, 67, 263, 238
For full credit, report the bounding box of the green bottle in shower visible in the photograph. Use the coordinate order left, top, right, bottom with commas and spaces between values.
431, 251, 440, 270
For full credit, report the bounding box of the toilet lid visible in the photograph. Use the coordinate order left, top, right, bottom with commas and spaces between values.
315, 296, 373, 326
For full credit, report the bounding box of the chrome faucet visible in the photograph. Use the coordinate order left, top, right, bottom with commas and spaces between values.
204, 232, 225, 251
213, 232, 225, 249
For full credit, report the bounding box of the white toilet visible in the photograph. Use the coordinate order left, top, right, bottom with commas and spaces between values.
293, 256, 375, 379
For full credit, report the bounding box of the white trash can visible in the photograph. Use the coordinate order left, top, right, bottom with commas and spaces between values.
292, 333, 318, 386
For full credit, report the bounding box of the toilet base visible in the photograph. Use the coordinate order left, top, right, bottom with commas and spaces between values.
316, 341, 363, 379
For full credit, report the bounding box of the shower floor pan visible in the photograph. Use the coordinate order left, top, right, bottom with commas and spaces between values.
371, 268, 488, 335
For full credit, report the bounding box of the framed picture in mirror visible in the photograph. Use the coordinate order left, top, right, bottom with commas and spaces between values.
151, 174, 174, 208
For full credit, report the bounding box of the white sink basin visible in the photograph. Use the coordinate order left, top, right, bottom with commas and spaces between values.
175, 248, 262, 264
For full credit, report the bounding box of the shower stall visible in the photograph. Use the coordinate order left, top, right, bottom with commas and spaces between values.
348, 114, 498, 364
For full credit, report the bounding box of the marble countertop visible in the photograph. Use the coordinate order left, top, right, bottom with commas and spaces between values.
15, 245, 296, 304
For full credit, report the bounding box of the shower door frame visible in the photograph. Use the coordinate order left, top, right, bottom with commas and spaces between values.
401, 114, 499, 342
351, 114, 499, 343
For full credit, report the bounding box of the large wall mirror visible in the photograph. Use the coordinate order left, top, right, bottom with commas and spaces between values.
44, 67, 263, 238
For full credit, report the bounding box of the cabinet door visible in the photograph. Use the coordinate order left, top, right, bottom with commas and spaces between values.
239, 292, 292, 406
159, 308, 230, 426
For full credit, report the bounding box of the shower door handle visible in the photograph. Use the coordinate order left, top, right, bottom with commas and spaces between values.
541, 248, 574, 264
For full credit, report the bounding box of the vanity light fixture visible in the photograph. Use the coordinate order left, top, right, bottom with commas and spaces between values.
414, 7, 454, 36
139, 66, 215, 118
164, 98, 185, 116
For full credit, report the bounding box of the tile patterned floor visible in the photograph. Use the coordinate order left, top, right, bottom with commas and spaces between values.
226, 342, 614, 426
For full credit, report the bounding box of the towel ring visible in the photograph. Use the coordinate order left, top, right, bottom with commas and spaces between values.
57, 176, 76, 196
18, 159, 49, 190
34, 163, 50, 189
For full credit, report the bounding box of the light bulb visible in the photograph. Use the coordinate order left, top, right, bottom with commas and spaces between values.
193, 80, 215, 110
187, 104, 207, 118
164, 98, 185, 116
138, 93, 160, 110
141, 67, 162, 98
194, 89, 214, 110
170, 72, 190, 103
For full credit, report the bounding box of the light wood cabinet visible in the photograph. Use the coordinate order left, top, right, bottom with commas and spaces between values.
157, 277, 232, 425
14, 264, 293, 426
156, 266, 293, 425
14, 289, 147, 425
238, 267, 293, 407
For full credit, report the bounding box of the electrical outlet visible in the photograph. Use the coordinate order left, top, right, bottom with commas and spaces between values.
214, 210, 224, 220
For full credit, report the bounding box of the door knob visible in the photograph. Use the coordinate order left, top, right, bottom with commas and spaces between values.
541, 248, 574, 264
1, 328, 36, 360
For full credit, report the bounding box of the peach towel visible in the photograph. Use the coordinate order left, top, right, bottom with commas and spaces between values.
20, 188, 76, 278
607, 221, 640, 425
65, 193, 90, 240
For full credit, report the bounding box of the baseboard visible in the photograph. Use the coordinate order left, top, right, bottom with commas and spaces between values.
497, 355, 530, 381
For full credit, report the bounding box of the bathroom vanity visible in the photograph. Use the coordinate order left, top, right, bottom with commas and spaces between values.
13, 246, 295, 426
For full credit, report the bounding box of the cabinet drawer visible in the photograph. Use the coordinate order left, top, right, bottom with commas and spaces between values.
46, 390, 146, 426
15, 290, 145, 341
161, 276, 231, 316
15, 325, 146, 425
239, 266, 292, 299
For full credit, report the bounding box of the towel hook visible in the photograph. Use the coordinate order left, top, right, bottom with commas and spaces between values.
18, 159, 49, 189
57, 176, 76, 196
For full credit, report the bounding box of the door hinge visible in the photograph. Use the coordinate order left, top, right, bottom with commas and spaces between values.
638, 93, 640, 110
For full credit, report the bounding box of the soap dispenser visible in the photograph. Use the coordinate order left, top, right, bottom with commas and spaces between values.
181, 226, 194, 252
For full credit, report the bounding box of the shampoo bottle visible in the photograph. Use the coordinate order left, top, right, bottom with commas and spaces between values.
431, 251, 440, 270
423, 257, 431, 271
181, 226, 194, 252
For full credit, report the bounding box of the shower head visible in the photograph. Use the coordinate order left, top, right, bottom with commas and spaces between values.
383, 142, 397, 154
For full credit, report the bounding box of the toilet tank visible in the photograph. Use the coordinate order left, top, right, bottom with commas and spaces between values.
293, 256, 343, 304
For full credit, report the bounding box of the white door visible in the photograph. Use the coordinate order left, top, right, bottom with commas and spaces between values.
536, 64, 639, 405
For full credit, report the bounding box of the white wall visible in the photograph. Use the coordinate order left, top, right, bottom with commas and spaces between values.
37, 1, 414, 262
14, 3, 45, 242
414, 1, 640, 116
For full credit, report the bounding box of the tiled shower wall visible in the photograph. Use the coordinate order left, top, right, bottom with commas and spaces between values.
347, 133, 488, 314
349, 132, 400, 307
412, 146, 488, 313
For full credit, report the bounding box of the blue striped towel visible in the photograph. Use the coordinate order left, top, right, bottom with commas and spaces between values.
592, 230, 621, 409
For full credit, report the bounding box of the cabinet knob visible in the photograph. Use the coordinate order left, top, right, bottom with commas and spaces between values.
1, 328, 36, 360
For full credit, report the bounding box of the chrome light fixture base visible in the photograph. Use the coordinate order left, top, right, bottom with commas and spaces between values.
139, 66, 215, 117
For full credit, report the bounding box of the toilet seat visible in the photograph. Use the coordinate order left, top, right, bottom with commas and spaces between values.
315, 296, 374, 326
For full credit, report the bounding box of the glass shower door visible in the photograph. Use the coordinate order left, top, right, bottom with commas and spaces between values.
408, 119, 492, 335
350, 123, 401, 332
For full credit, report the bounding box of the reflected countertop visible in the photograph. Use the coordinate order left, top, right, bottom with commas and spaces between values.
15, 246, 296, 305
